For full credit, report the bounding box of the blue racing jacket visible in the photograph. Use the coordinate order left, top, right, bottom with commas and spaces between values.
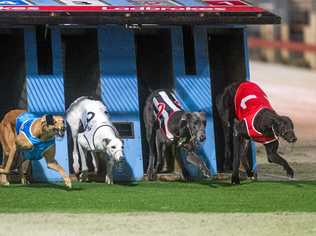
16, 112, 55, 160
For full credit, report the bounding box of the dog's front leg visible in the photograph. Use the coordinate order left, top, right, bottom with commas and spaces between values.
44, 147, 72, 188
239, 139, 255, 179
186, 151, 211, 178
265, 141, 294, 178
20, 159, 30, 185
105, 156, 114, 184
91, 152, 99, 175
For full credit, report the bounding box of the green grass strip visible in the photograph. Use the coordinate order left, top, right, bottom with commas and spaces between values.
0, 181, 315, 213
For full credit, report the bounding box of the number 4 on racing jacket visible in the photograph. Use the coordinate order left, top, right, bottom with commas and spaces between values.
234, 81, 277, 144
152, 90, 183, 141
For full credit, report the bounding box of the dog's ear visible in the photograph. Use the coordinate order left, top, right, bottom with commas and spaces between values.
184, 112, 192, 121
197, 111, 206, 121
180, 113, 191, 128
103, 138, 111, 146
273, 117, 282, 127
272, 117, 283, 136
45, 114, 55, 126
180, 118, 187, 129
280, 116, 294, 129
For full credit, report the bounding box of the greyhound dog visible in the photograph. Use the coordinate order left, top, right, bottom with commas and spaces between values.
66, 96, 108, 175
216, 81, 297, 184
0, 109, 71, 187
144, 89, 211, 181
66, 96, 125, 184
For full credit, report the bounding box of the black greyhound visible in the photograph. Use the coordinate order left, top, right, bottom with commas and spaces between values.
216, 81, 297, 184
143, 89, 211, 180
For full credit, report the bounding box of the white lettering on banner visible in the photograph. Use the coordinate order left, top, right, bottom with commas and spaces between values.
0, 0, 30, 5
58, 0, 107, 5
101, 6, 224, 11
220, 1, 234, 6
0, 3, 264, 12
128, 0, 181, 6
240, 95, 257, 109
0, 1, 17, 4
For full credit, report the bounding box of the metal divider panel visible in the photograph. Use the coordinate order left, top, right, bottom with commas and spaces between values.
27, 75, 64, 113
25, 27, 69, 182
243, 30, 257, 173
98, 25, 143, 181
172, 27, 217, 176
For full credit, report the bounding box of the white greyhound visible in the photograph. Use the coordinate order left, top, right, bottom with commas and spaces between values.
66, 96, 124, 184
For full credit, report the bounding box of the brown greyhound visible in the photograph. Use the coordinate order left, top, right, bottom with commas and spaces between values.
0, 109, 72, 188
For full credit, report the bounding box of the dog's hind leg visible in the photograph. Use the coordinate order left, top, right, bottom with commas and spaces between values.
67, 117, 81, 175
0, 146, 16, 175
72, 134, 80, 175
0, 123, 17, 175
77, 136, 89, 182
0, 150, 9, 186
216, 93, 233, 171
265, 141, 294, 178
154, 130, 165, 175
145, 120, 158, 181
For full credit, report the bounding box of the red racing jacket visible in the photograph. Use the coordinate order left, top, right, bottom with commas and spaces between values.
234, 81, 277, 144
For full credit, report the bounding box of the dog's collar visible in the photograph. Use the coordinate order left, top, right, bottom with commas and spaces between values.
176, 125, 196, 149
271, 125, 279, 140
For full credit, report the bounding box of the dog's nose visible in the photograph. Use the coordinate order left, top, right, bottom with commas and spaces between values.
291, 137, 297, 143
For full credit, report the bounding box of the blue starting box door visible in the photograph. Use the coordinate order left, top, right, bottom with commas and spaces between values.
24, 26, 69, 182
172, 27, 217, 177
98, 25, 144, 181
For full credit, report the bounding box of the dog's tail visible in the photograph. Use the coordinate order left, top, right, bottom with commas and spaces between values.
0, 121, 3, 163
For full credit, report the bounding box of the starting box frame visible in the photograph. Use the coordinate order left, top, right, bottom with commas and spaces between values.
0, 0, 280, 182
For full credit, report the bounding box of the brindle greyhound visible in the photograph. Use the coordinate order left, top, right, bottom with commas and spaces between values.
216, 81, 297, 184
0, 109, 71, 187
144, 89, 211, 181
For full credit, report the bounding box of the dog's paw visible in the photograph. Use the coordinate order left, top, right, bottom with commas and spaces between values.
105, 176, 113, 184
0, 181, 10, 186
147, 169, 156, 181
287, 172, 294, 180
21, 178, 30, 185
250, 173, 258, 181
231, 175, 240, 185
79, 171, 89, 182
287, 169, 294, 179
64, 176, 72, 189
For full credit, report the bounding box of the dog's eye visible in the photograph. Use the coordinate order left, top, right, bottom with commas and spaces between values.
111, 146, 116, 149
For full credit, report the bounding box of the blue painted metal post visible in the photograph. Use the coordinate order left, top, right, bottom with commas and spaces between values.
98, 25, 143, 181
24, 27, 69, 182
243, 29, 257, 173
171, 27, 217, 176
